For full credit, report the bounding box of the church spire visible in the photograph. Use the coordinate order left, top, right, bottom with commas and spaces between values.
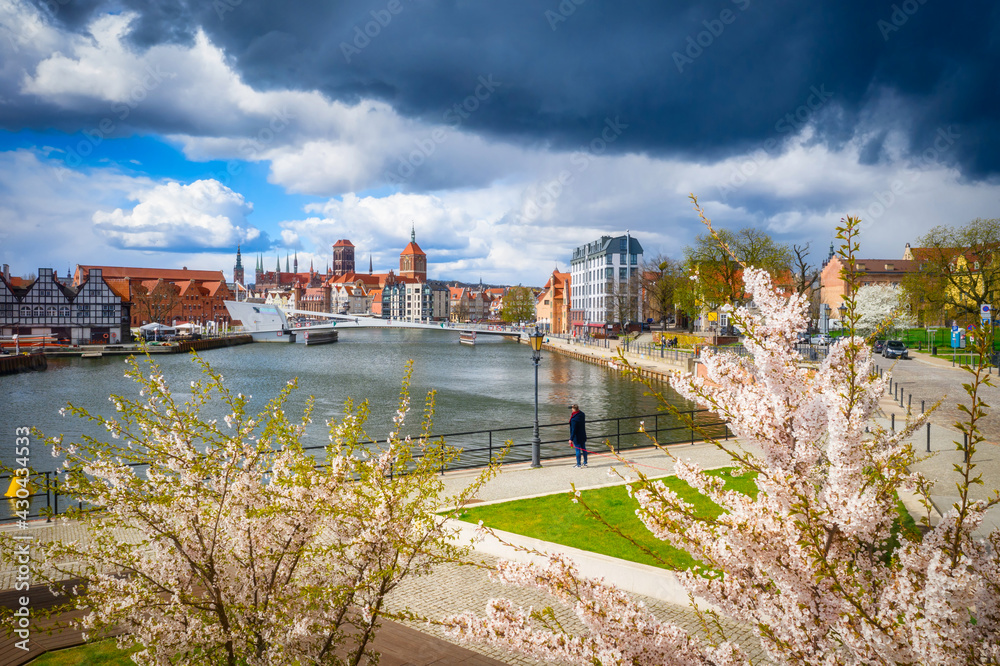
293, 251, 298, 273
369, 254, 373, 274
235, 245, 243, 269
285, 253, 290, 273
275, 255, 280, 273
411, 222, 415, 243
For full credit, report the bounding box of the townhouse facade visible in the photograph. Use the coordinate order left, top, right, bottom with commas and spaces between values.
382, 282, 449, 322
1, 267, 130, 344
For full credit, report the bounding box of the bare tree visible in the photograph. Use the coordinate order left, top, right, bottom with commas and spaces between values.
132, 278, 182, 324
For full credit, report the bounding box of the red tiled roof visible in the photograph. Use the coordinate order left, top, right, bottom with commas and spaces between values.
79, 265, 225, 282
400, 241, 425, 256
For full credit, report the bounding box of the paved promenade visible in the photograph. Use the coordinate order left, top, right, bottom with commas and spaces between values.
2, 338, 998, 664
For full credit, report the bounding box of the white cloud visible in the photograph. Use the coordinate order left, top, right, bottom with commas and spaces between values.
92, 179, 260, 251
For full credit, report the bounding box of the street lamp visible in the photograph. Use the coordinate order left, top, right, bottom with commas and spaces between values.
529, 326, 545, 468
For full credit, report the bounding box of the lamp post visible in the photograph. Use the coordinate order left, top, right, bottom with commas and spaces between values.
529, 326, 544, 468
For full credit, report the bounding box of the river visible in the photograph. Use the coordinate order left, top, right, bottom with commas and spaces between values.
0, 329, 695, 475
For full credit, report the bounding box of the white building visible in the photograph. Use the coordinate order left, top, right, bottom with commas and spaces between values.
569, 234, 643, 329
382, 282, 449, 322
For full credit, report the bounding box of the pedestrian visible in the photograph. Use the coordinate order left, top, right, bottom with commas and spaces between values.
569, 403, 588, 468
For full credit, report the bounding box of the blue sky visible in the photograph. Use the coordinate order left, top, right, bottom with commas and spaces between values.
1, 1, 999, 285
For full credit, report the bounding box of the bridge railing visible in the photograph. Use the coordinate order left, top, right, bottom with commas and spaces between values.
1, 409, 727, 523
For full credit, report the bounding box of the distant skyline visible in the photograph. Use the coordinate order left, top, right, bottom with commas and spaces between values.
2, 1, 999, 285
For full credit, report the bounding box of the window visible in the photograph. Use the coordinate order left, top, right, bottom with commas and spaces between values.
631, 254, 638, 265
47, 306, 58, 318
76, 303, 90, 316
20, 305, 30, 317
102, 304, 115, 318
606, 267, 613, 279
619, 238, 626, 251
33, 306, 43, 317
619, 267, 627, 280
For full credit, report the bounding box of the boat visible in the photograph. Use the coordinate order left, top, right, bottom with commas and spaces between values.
303, 330, 338, 346
459, 331, 476, 346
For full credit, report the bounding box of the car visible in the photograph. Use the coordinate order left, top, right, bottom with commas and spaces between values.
882, 340, 909, 359
873, 339, 887, 354
810, 334, 831, 345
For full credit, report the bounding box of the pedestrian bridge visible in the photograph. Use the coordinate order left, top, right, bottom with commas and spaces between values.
224, 300, 524, 342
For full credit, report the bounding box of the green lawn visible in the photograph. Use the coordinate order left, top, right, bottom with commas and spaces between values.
29, 639, 136, 665
455, 468, 757, 570
455, 469, 919, 571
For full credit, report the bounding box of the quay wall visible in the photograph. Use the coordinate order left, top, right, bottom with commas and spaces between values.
175, 335, 253, 353
0, 353, 47, 376
540, 342, 693, 382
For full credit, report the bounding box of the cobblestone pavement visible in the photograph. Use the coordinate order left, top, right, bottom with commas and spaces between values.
384, 555, 766, 666
873, 353, 1000, 442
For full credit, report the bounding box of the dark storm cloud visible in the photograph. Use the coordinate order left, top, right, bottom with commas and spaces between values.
19, 0, 1000, 177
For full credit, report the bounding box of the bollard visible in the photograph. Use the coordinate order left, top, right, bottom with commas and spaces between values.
921, 399, 925, 414
926, 422, 931, 453
900, 388, 904, 408
964, 432, 969, 463
907, 394, 911, 411
891, 413, 895, 432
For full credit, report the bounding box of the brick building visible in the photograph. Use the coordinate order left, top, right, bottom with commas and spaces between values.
75, 265, 234, 328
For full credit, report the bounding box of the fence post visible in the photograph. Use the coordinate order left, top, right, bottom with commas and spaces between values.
690, 410, 696, 445
45, 471, 51, 523
489, 431, 492, 462
616, 418, 621, 454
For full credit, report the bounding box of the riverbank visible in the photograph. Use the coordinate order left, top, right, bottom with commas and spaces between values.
539, 334, 693, 381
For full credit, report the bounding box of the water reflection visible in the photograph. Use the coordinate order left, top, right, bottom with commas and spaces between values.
0, 329, 693, 472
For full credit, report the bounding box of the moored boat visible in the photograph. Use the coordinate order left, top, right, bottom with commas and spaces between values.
459, 331, 476, 346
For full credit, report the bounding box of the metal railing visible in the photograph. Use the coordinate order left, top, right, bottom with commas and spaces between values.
1, 408, 728, 524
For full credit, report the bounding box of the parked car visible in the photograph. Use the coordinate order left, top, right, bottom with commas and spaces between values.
810, 334, 831, 345
882, 340, 909, 359
873, 339, 887, 354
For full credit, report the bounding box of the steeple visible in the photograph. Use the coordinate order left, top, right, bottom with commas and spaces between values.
369, 254, 373, 274
411, 222, 415, 242
275, 255, 280, 273
285, 253, 290, 273
293, 251, 298, 273
233, 245, 245, 285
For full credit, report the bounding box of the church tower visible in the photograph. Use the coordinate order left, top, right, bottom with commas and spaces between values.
332, 239, 356, 276
399, 224, 427, 282
233, 245, 244, 285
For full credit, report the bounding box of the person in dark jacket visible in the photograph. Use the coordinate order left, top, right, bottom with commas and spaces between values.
569, 403, 588, 467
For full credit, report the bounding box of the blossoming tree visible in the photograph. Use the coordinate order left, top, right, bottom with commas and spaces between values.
1, 356, 496, 666
855, 282, 915, 336
442, 203, 1000, 664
